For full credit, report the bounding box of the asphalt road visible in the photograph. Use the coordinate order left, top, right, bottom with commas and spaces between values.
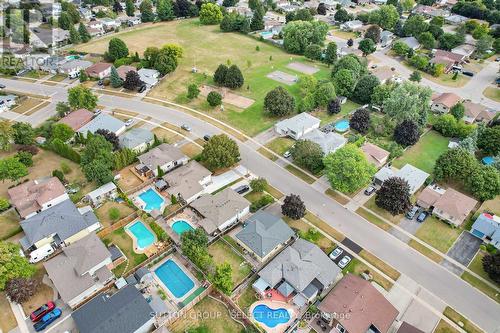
1, 78, 500, 332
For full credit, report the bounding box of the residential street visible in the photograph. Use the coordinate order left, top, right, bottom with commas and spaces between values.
1, 77, 500, 333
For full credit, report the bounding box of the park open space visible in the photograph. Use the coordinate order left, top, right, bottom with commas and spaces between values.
75, 19, 331, 136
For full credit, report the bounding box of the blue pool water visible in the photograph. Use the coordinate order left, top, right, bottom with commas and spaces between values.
260, 31, 273, 38
334, 119, 350, 132
172, 220, 194, 235
252, 304, 291, 328
66, 55, 80, 60
155, 259, 194, 299
127, 221, 155, 249
139, 188, 165, 211
482, 156, 494, 165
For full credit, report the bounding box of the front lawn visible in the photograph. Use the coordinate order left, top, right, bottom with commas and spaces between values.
364, 196, 403, 224
95, 201, 135, 228
461, 251, 500, 303
413, 216, 461, 254
284, 216, 335, 254
102, 227, 147, 268
392, 130, 449, 174
0, 293, 17, 333
208, 240, 252, 287
341, 257, 393, 291
265, 137, 295, 156
0, 209, 22, 240
483, 87, 500, 102
21, 266, 54, 315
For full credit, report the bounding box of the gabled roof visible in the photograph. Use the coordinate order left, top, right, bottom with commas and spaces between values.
8, 177, 67, 218
20, 200, 100, 248
162, 161, 211, 200
44, 233, 112, 303
59, 59, 93, 71
116, 65, 136, 81
85, 182, 117, 201
395, 164, 429, 194
472, 213, 500, 240
72, 285, 153, 333
235, 211, 295, 258
78, 113, 125, 136
137, 143, 187, 171
85, 62, 112, 76
118, 128, 154, 150
399, 37, 420, 49
434, 188, 477, 225
361, 142, 390, 166
275, 113, 320, 134
58, 108, 94, 131
302, 129, 347, 154
318, 274, 399, 333
259, 238, 340, 293
191, 188, 250, 234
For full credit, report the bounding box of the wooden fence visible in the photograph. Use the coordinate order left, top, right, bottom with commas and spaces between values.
97, 211, 138, 238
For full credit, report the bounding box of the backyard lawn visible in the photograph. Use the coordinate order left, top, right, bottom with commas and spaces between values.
0, 209, 22, 240
75, 19, 331, 136
103, 227, 147, 268
392, 130, 449, 174
413, 216, 461, 254
169, 296, 245, 333
311, 100, 360, 125
95, 201, 135, 228
208, 240, 252, 286
236, 282, 258, 314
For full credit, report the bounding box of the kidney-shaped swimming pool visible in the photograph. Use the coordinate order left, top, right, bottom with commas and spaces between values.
252, 304, 291, 328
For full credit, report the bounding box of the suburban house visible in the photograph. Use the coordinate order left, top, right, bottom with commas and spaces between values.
361, 142, 390, 168
471, 213, 500, 249
99, 17, 121, 31
8, 177, 69, 219
19, 199, 101, 253
78, 113, 126, 137
160, 161, 212, 204
430, 49, 466, 73
85, 62, 112, 79
190, 188, 251, 235
72, 285, 155, 333
44, 233, 114, 308
235, 210, 295, 262
371, 66, 395, 83
84, 182, 118, 207
317, 274, 399, 333
302, 129, 347, 154
399, 37, 420, 50
446, 14, 468, 25
79, 7, 92, 20
253, 238, 341, 307
431, 92, 461, 113
463, 101, 496, 124
340, 20, 363, 31
417, 186, 477, 226
136, 143, 188, 177
116, 65, 137, 81
380, 30, 395, 48
58, 59, 93, 78
58, 108, 94, 131
452, 44, 475, 58
413, 4, 448, 17
0, 94, 17, 112
118, 128, 154, 153
137, 68, 160, 88
373, 164, 429, 194
275, 113, 321, 140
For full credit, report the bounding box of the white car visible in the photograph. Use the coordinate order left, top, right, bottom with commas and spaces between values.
125, 119, 134, 126
338, 255, 351, 269
181, 124, 192, 131
329, 247, 343, 260
283, 151, 291, 158
94, 109, 102, 115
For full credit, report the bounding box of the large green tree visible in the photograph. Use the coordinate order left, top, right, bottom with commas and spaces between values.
282, 20, 329, 54
126, 0, 135, 16
78, 23, 91, 43
332, 69, 357, 97
478, 126, 500, 155
110, 66, 123, 88
358, 38, 376, 56
157, 0, 175, 21
383, 81, 431, 127
375, 177, 412, 215
323, 144, 376, 193
0, 120, 13, 151
81, 135, 115, 185
0, 242, 35, 290
264, 86, 295, 116
403, 14, 429, 37
324, 42, 338, 65
353, 74, 380, 104
68, 85, 98, 110
290, 140, 324, 174
12, 123, 34, 145
51, 123, 74, 142
140, 0, 155, 22
107, 38, 129, 61
181, 229, 213, 270
199, 3, 223, 24
0, 157, 28, 182
213, 263, 233, 295
200, 134, 240, 170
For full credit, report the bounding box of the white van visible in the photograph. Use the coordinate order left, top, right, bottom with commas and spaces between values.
29, 244, 55, 263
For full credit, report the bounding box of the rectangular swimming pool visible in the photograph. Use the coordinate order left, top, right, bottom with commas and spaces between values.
138, 188, 165, 212
155, 259, 195, 299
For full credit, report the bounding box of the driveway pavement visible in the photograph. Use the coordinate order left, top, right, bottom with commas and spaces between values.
389, 218, 423, 243
24, 300, 74, 333
441, 232, 482, 276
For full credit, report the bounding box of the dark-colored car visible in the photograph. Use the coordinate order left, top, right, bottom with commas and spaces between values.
462, 71, 474, 77
203, 134, 211, 141
0, 84, 5, 89
33, 308, 62, 332
417, 211, 428, 223
138, 85, 146, 93
405, 206, 419, 220
30, 301, 56, 322
364, 186, 376, 196
235, 185, 250, 194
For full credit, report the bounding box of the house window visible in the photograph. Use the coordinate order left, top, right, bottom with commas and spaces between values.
336, 323, 346, 333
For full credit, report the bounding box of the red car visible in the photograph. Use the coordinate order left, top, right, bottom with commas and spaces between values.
30, 301, 55, 322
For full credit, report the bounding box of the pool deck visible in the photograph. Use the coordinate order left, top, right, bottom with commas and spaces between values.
160, 208, 203, 244
125, 219, 158, 255
249, 300, 297, 333
132, 186, 167, 213
151, 255, 200, 305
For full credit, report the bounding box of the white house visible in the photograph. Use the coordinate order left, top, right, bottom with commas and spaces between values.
118, 128, 154, 153
58, 59, 93, 78
302, 129, 347, 154
137, 143, 188, 177
275, 113, 321, 140
85, 182, 118, 207
0, 94, 17, 112
373, 164, 429, 194
78, 113, 126, 137
340, 20, 363, 31
137, 68, 160, 88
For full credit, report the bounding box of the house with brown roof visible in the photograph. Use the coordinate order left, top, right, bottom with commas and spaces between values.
136, 143, 188, 177
430, 49, 466, 73
85, 62, 112, 79
161, 161, 212, 203
317, 274, 399, 333
361, 142, 390, 168
463, 101, 496, 124
8, 177, 69, 219
58, 109, 94, 131
431, 92, 461, 113
116, 65, 137, 81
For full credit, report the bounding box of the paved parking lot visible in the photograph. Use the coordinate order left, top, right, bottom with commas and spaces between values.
441, 231, 482, 275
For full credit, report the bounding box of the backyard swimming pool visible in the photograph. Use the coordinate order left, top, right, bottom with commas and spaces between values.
482, 156, 494, 165
155, 259, 195, 299
334, 119, 350, 132
172, 220, 194, 235
127, 221, 155, 250
138, 188, 165, 212
252, 304, 291, 328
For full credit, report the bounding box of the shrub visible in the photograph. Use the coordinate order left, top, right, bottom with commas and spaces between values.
187, 83, 200, 99
109, 207, 121, 220
49, 138, 81, 163
171, 194, 178, 204
15, 151, 33, 167
207, 91, 222, 106
0, 197, 10, 212
250, 194, 274, 212
250, 178, 267, 192
60, 161, 71, 174
52, 169, 65, 183
150, 221, 168, 241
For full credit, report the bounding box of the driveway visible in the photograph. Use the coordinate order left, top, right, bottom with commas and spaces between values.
388, 217, 423, 243
24, 300, 75, 333
441, 232, 482, 275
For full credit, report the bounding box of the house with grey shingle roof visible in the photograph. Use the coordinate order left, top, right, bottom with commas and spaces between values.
78, 113, 126, 138
302, 129, 347, 154
118, 128, 154, 153
471, 213, 500, 249
72, 284, 154, 333
235, 211, 295, 262
137, 143, 188, 177
254, 238, 341, 307
19, 200, 101, 252
275, 113, 321, 140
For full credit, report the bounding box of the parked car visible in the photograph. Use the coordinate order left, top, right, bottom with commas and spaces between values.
283, 151, 291, 158
203, 134, 211, 141
30, 301, 56, 322
138, 85, 146, 93
417, 211, 428, 223
124, 119, 134, 127
94, 109, 102, 115
97, 79, 104, 86
329, 247, 343, 260
235, 184, 250, 194
33, 308, 62, 332
463, 71, 474, 77
364, 186, 376, 196
181, 124, 191, 131
406, 206, 419, 220
0, 84, 6, 89
338, 255, 351, 269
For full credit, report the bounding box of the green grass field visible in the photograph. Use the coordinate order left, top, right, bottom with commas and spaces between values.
413, 216, 461, 254
208, 240, 251, 286
392, 130, 449, 174
75, 19, 331, 136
